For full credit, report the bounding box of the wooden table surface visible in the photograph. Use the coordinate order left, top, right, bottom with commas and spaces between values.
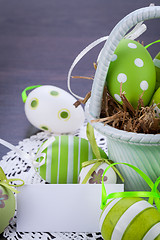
0, 0, 159, 239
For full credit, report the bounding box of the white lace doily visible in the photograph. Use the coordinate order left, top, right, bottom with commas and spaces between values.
0, 121, 107, 240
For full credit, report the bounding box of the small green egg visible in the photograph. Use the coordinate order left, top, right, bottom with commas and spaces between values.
153, 52, 160, 90
150, 87, 160, 117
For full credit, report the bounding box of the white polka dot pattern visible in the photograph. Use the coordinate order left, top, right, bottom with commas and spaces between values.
134, 58, 144, 67
140, 81, 148, 91
117, 73, 127, 83
114, 94, 122, 102
128, 43, 137, 49
111, 54, 117, 62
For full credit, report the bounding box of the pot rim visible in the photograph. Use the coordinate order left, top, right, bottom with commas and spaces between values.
85, 101, 160, 145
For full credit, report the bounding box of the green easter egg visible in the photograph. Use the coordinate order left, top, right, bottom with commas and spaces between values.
36, 135, 107, 184
0, 186, 15, 234
100, 197, 160, 240
153, 52, 160, 90
150, 87, 160, 117
106, 39, 156, 108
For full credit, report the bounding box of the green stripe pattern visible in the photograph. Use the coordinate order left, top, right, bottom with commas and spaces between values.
107, 137, 160, 191
37, 135, 107, 184
100, 197, 160, 240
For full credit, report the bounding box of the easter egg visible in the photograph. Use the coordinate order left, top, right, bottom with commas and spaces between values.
24, 85, 85, 133
99, 197, 160, 240
0, 186, 15, 233
106, 39, 156, 108
150, 87, 160, 117
153, 52, 160, 90
36, 135, 107, 184
79, 162, 117, 184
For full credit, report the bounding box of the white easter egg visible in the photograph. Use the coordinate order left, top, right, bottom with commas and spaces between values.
79, 162, 117, 184
24, 85, 85, 133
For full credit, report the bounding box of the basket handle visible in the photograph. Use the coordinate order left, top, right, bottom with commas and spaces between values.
89, 6, 160, 118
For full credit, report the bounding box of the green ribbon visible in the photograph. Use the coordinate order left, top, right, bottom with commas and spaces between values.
22, 85, 42, 103
86, 123, 101, 160
0, 167, 25, 194
145, 39, 160, 49
101, 162, 160, 211
81, 159, 124, 184
85, 123, 124, 184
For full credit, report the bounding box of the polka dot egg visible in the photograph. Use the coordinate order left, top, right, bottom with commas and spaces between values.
24, 85, 85, 133
100, 197, 160, 240
106, 39, 156, 108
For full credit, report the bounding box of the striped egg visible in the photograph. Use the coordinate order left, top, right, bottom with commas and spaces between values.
36, 135, 107, 184
100, 197, 160, 240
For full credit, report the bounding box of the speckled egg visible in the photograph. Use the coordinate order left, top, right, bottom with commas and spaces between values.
150, 87, 160, 117
0, 186, 15, 234
106, 39, 156, 108
100, 197, 160, 240
24, 85, 85, 133
36, 135, 107, 184
79, 162, 117, 184
153, 52, 160, 90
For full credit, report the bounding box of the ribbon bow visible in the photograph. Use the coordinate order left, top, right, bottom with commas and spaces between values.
0, 167, 24, 194
0, 136, 56, 168
101, 162, 160, 212
82, 123, 124, 184
82, 159, 124, 184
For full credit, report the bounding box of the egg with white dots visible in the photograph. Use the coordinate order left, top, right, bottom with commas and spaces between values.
24, 85, 85, 133
106, 39, 156, 108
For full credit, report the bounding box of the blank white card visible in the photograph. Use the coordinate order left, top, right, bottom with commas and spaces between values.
17, 184, 124, 232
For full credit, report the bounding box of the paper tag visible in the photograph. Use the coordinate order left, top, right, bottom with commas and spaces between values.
17, 184, 124, 232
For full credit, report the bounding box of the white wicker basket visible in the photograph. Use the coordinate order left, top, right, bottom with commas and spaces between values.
85, 6, 160, 191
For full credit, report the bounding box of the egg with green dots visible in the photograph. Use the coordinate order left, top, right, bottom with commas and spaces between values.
0, 185, 15, 234
24, 85, 85, 133
100, 197, 160, 240
106, 39, 156, 108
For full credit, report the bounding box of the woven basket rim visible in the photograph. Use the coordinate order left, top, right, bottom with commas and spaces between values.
85, 101, 160, 144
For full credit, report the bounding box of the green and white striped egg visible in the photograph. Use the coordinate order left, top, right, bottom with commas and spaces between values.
100, 197, 160, 240
153, 52, 160, 90
36, 135, 107, 184
0, 185, 15, 234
